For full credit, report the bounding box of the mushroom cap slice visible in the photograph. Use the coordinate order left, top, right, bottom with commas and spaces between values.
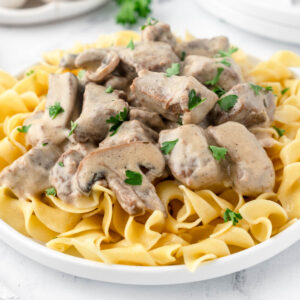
76, 142, 166, 216
75, 49, 120, 82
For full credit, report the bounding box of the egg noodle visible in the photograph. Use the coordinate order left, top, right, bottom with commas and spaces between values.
0, 31, 299, 271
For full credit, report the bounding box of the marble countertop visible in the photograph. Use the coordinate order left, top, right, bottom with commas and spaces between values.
0, 0, 299, 299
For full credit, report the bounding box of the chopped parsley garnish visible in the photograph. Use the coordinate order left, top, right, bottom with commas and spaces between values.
42, 143, 48, 147
140, 16, 158, 30
106, 107, 129, 136
77, 70, 86, 80
249, 83, 263, 96
281, 87, 290, 95
215, 47, 238, 58
17, 124, 31, 133
224, 208, 242, 225
25, 69, 34, 77
68, 121, 78, 136
181, 51, 186, 61
217, 94, 238, 111
188, 89, 207, 110
177, 115, 183, 125
127, 38, 135, 50
205, 67, 224, 86
58, 161, 64, 167
49, 102, 64, 119
209, 145, 228, 161
165, 63, 180, 77
45, 187, 57, 197
124, 170, 142, 185
265, 86, 273, 92
212, 86, 226, 97
161, 139, 178, 155
273, 126, 285, 137
105, 86, 114, 93
117, 0, 152, 26
219, 59, 231, 67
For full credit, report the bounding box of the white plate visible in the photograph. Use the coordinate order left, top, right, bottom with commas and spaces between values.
0, 65, 299, 285
0, 0, 109, 25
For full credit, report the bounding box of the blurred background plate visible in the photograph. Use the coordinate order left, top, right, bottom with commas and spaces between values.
0, 0, 109, 25
197, 0, 300, 45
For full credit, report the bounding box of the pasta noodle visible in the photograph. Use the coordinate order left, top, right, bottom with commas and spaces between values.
0, 32, 299, 271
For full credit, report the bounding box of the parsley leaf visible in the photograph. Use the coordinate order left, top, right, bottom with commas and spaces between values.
209, 145, 228, 161
135, 0, 152, 17
68, 121, 78, 136
77, 70, 86, 80
25, 69, 34, 77
219, 59, 231, 67
181, 51, 186, 61
212, 86, 226, 98
105, 86, 114, 93
116, 0, 136, 25
124, 170, 142, 185
165, 63, 180, 77
161, 139, 178, 155
140, 16, 158, 30
273, 126, 285, 137
17, 124, 31, 133
217, 94, 238, 111
58, 161, 64, 167
265, 86, 273, 92
281, 87, 290, 95
215, 47, 238, 58
42, 143, 48, 147
45, 187, 57, 197
106, 107, 129, 136
127, 38, 135, 50
205, 67, 224, 86
188, 89, 207, 110
249, 83, 263, 96
49, 102, 64, 119
224, 208, 242, 225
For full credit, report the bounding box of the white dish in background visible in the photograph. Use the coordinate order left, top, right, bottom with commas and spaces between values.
197, 0, 300, 45
0, 0, 109, 25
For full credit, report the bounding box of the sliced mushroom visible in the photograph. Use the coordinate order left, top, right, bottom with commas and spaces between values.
59, 53, 78, 69
26, 73, 79, 147
75, 49, 120, 82
73, 83, 128, 144
76, 142, 166, 215
0, 144, 62, 199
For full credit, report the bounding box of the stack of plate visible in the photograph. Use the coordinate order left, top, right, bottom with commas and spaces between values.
197, 0, 300, 45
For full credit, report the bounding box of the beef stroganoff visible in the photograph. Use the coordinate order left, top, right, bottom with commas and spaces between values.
0, 21, 299, 271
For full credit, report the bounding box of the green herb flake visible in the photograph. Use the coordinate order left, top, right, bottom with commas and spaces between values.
49, 102, 64, 120
209, 145, 228, 161
25, 69, 34, 77
127, 38, 135, 50
219, 59, 231, 67
165, 63, 180, 77
124, 170, 142, 185
177, 115, 183, 125
224, 208, 242, 225
17, 124, 31, 133
42, 143, 48, 147
140, 16, 158, 30
281, 87, 290, 95
215, 47, 238, 58
205, 67, 224, 86
273, 126, 285, 137
58, 161, 64, 167
45, 187, 57, 197
181, 51, 186, 61
217, 94, 238, 111
106, 107, 129, 136
68, 121, 78, 136
161, 139, 179, 155
77, 70, 86, 80
212, 86, 226, 98
249, 83, 263, 96
105, 86, 114, 93
265, 86, 273, 92
188, 89, 207, 110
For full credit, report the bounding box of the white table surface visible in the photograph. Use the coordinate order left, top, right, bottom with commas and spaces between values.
0, 0, 299, 299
